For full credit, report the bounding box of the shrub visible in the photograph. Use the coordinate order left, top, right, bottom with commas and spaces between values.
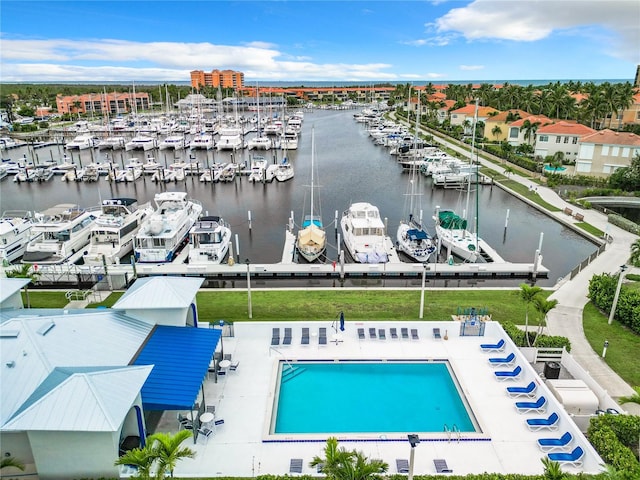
588, 414, 640, 475
608, 214, 640, 235
501, 321, 571, 351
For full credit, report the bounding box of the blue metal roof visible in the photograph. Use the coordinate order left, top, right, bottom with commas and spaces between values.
133, 326, 220, 411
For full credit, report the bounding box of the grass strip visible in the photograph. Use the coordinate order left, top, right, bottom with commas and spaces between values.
500, 180, 562, 212
574, 222, 605, 238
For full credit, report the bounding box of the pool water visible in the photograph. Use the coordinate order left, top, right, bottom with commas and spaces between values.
544, 165, 567, 172
273, 361, 477, 434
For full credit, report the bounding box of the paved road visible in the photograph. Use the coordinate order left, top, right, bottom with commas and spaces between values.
407, 118, 638, 398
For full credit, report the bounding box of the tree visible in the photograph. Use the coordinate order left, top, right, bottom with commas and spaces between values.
618, 386, 640, 405
1, 457, 25, 471
532, 297, 558, 346
491, 125, 502, 142
518, 283, 542, 346
541, 457, 567, 480
147, 430, 195, 478
630, 239, 640, 268
310, 437, 388, 480
115, 447, 156, 479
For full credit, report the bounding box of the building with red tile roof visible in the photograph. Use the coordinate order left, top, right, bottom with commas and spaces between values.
534, 121, 596, 161
483, 110, 532, 142
576, 129, 640, 177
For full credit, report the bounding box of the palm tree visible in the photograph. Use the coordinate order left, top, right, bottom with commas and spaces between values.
541, 457, 567, 480
504, 166, 515, 178
114, 447, 156, 480
618, 386, 640, 405
629, 239, 640, 267
1, 457, 25, 471
491, 125, 502, 142
311, 437, 388, 480
532, 297, 558, 346
147, 430, 195, 478
518, 283, 542, 346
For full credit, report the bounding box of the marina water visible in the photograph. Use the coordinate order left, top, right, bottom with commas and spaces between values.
1, 108, 597, 287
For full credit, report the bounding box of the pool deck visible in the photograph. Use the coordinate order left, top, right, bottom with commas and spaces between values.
156, 320, 602, 477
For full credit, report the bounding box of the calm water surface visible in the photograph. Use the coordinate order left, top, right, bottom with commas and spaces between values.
1, 109, 597, 286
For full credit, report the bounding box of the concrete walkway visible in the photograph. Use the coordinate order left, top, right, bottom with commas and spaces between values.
414, 121, 638, 398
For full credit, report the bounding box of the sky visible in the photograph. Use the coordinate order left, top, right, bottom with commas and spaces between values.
1, 0, 639, 83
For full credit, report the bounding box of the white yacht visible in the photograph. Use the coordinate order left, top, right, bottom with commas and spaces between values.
247, 158, 269, 183
97, 136, 126, 150
340, 202, 392, 263
142, 157, 161, 175
189, 134, 215, 150
22, 204, 99, 265
0, 137, 20, 150
159, 135, 186, 150
83, 198, 153, 266
216, 127, 244, 151
65, 134, 96, 150
0, 211, 33, 264
247, 135, 272, 150
188, 216, 232, 265
125, 135, 158, 151
134, 192, 202, 263
280, 129, 298, 150
49, 156, 77, 175
275, 160, 294, 182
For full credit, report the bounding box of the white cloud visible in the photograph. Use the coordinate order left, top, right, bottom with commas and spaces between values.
433, 0, 640, 62
0, 38, 398, 81
460, 65, 484, 71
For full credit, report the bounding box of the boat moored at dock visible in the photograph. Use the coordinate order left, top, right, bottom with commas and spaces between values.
187, 216, 232, 265
340, 202, 393, 264
0, 211, 33, 264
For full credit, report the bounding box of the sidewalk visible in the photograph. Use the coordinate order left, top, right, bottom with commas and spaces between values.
410, 119, 638, 398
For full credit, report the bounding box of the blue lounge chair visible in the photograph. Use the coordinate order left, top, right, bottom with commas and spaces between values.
282, 328, 292, 345
547, 446, 584, 467
271, 328, 280, 346
369, 328, 377, 339
433, 458, 453, 473
488, 352, 516, 367
433, 327, 441, 339
537, 432, 573, 452
390, 328, 398, 339
401, 328, 409, 339
378, 328, 386, 339
301, 328, 309, 345
396, 459, 409, 473
527, 412, 559, 431
289, 458, 303, 474
480, 338, 505, 352
411, 328, 419, 340
515, 396, 547, 414
506, 381, 537, 398
357, 328, 365, 339
494, 365, 522, 381
319, 327, 327, 345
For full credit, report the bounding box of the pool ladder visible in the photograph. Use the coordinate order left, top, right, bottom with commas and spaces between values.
443, 424, 461, 442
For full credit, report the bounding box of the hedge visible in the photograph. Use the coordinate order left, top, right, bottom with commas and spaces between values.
588, 273, 640, 334
502, 321, 571, 351
608, 213, 640, 235
588, 414, 640, 477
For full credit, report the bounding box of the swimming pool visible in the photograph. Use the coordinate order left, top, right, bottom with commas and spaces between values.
544, 165, 567, 172
271, 361, 478, 435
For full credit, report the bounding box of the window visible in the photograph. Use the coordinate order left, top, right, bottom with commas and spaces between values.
572, 137, 578, 144
622, 147, 630, 157
556, 136, 561, 143
539, 135, 548, 142
509, 127, 519, 139
564, 137, 569, 143
602, 145, 609, 155
612, 146, 619, 156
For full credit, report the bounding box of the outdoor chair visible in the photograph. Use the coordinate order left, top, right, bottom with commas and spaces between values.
411, 328, 419, 340
229, 361, 239, 371
290, 458, 303, 474
515, 396, 547, 414
197, 427, 213, 444
357, 328, 365, 339
319, 327, 327, 345
547, 446, 584, 467
179, 418, 193, 431
506, 381, 537, 398
401, 328, 409, 339
396, 459, 409, 473
433, 458, 453, 473
526, 412, 559, 431
537, 432, 573, 452
494, 365, 522, 381
488, 352, 516, 367
282, 328, 292, 345
480, 338, 505, 352
301, 328, 310, 345
206, 405, 215, 415
271, 328, 280, 346
369, 328, 377, 338
378, 328, 386, 339
390, 327, 398, 339
433, 327, 441, 339
223, 353, 232, 361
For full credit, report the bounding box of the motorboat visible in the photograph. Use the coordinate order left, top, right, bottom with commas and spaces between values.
199, 163, 225, 183
187, 216, 232, 265
0, 211, 33, 264
65, 134, 97, 150
61, 168, 83, 182
275, 159, 294, 182
218, 163, 238, 182
263, 122, 282, 136
247, 157, 268, 183
142, 157, 161, 175
216, 127, 244, 151
134, 192, 202, 263
0, 165, 8, 181
247, 135, 272, 150
13, 168, 38, 183
0, 137, 20, 150
296, 129, 325, 262
340, 202, 392, 263
280, 129, 298, 150
22, 204, 99, 265
97, 136, 126, 150
49, 156, 77, 175
189, 134, 215, 150
183, 162, 203, 176
115, 165, 142, 183
125, 135, 158, 151
159, 135, 186, 150
82, 198, 153, 266
82, 164, 100, 182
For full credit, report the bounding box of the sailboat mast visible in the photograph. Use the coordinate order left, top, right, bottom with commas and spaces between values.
310, 127, 315, 222
464, 98, 479, 224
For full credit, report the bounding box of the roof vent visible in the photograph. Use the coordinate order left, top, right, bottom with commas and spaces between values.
37, 321, 55, 336
6, 361, 15, 368
0, 330, 20, 338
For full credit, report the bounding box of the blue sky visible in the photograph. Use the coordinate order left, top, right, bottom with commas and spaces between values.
1, 1, 639, 83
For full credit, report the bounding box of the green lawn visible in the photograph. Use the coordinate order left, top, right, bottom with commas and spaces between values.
582, 302, 640, 387
21, 291, 69, 308
574, 222, 605, 238
500, 180, 562, 212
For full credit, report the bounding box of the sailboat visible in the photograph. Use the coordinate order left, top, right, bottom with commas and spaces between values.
397, 91, 436, 263
433, 99, 486, 263
296, 128, 326, 262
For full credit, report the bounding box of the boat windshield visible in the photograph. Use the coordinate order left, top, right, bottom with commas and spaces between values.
197, 232, 222, 245
91, 230, 119, 245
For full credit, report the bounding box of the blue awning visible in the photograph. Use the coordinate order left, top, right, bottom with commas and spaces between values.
132, 325, 220, 411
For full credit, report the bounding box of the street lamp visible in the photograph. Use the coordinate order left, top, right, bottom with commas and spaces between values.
218, 319, 225, 358
602, 340, 609, 358
245, 259, 252, 319
407, 434, 420, 480
608, 265, 627, 325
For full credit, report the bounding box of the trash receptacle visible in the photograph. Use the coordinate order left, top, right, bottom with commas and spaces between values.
544, 361, 561, 379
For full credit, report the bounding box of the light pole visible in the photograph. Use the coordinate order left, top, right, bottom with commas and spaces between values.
407, 434, 420, 480
608, 265, 627, 325
245, 259, 252, 319
419, 264, 429, 319
602, 340, 609, 358
218, 319, 225, 358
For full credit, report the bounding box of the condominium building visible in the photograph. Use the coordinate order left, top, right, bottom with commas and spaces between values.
190, 69, 245, 89
56, 92, 150, 115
